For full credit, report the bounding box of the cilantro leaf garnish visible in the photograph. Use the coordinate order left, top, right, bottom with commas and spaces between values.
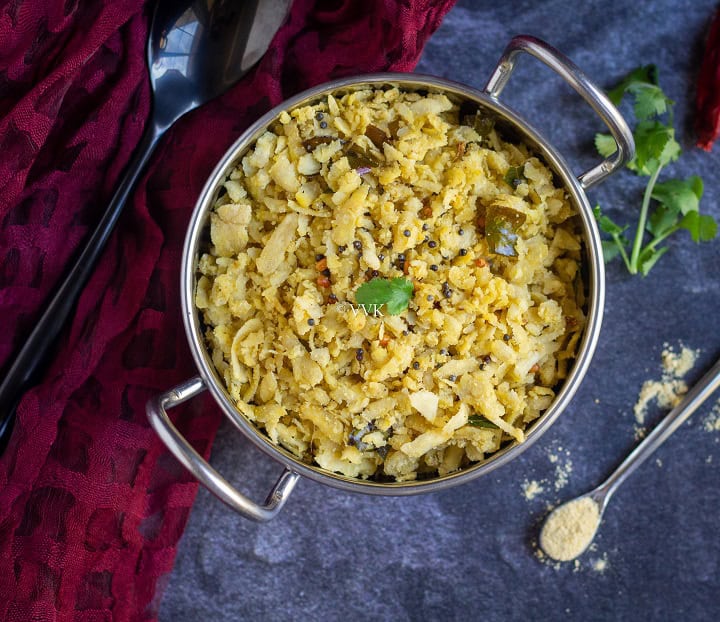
607, 64, 674, 122
355, 277, 414, 315
651, 177, 702, 215
595, 133, 618, 158
623, 120, 680, 175
606, 65, 659, 105
679, 211, 718, 243
594, 66, 717, 276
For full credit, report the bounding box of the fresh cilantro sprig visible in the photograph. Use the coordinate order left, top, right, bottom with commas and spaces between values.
594, 65, 717, 276
355, 277, 414, 315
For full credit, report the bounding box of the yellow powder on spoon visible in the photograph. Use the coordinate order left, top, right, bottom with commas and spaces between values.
540, 497, 600, 561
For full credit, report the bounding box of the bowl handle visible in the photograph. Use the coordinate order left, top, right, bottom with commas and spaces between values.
146, 376, 299, 521
484, 35, 635, 190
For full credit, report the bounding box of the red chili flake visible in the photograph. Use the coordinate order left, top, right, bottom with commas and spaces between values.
379, 336, 391, 347
696, 8, 720, 151
474, 257, 487, 268
316, 257, 328, 271
566, 316, 578, 328
529, 364, 540, 374
317, 275, 331, 288
420, 202, 433, 219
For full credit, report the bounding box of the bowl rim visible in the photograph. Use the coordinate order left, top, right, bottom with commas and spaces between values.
180, 72, 605, 495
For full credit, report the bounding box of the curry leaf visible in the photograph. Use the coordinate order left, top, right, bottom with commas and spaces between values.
467, 415, 500, 429
486, 203, 527, 256
503, 165, 526, 189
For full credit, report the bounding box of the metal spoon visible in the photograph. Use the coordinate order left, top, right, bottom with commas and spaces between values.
539, 355, 720, 561
0, 0, 290, 452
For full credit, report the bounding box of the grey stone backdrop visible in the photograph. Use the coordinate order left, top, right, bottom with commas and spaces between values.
161, 1, 720, 619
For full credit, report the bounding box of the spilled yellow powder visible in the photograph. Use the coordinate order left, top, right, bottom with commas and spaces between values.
540, 497, 600, 561
545, 445, 573, 490
663, 346, 697, 377
704, 401, 720, 432
633, 344, 698, 425
522, 479, 545, 501
554, 459, 573, 490
591, 554, 609, 573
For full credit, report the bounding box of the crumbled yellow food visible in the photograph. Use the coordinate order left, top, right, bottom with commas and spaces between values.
197, 87, 585, 482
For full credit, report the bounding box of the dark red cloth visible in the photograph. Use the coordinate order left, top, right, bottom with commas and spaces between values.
0, 0, 455, 619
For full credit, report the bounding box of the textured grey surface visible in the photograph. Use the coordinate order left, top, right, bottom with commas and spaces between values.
160, 1, 720, 619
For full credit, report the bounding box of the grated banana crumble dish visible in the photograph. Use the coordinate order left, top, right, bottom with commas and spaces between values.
195, 87, 585, 482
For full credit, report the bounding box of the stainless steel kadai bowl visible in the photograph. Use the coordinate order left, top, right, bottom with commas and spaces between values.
146, 36, 634, 521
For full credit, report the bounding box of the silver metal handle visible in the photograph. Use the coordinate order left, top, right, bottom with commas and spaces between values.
484, 35, 634, 190
596, 355, 720, 503
146, 376, 299, 521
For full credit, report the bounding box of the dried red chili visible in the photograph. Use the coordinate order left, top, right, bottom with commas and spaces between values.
696, 7, 720, 151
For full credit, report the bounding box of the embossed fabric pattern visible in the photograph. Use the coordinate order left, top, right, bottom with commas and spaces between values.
0, 0, 456, 619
